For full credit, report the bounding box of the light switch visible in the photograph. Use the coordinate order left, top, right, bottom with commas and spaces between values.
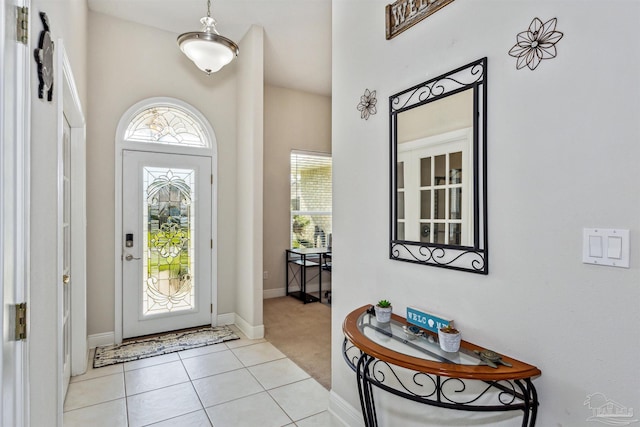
583, 228, 630, 268
607, 236, 622, 259
589, 236, 603, 258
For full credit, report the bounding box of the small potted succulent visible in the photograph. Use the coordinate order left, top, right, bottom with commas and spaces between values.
374, 300, 393, 323
438, 323, 461, 352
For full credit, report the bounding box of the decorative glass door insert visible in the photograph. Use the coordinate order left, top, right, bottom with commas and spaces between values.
143, 167, 195, 316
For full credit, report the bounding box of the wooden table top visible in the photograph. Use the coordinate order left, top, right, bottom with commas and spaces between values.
343, 305, 541, 381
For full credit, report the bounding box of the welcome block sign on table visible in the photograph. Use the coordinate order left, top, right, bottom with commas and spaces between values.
406, 306, 453, 333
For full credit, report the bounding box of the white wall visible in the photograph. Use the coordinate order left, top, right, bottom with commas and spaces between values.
86, 12, 238, 336
263, 85, 332, 297
29, 1, 88, 424
331, 1, 640, 426
234, 25, 265, 338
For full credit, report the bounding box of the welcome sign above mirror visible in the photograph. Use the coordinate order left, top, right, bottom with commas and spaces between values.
386, 0, 455, 39
389, 58, 488, 274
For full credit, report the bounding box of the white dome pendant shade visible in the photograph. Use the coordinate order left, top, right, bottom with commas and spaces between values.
177, 1, 239, 75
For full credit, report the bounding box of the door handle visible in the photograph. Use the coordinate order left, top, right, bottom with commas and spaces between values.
125, 254, 141, 261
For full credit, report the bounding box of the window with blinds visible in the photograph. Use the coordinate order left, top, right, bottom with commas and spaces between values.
290, 151, 332, 249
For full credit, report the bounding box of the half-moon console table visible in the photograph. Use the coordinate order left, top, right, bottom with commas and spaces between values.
342, 305, 541, 427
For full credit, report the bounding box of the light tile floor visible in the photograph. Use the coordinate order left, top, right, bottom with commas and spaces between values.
64, 327, 344, 427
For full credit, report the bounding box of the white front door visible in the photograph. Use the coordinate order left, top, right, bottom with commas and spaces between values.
122, 150, 212, 338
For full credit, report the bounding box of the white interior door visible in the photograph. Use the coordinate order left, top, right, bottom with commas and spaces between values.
1, 1, 30, 425
58, 39, 87, 382
61, 114, 71, 397
122, 150, 212, 338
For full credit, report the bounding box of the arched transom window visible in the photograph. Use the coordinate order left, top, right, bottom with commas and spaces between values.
124, 104, 209, 147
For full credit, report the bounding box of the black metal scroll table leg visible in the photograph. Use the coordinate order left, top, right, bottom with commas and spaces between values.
356, 353, 379, 427
355, 354, 369, 425
515, 379, 539, 427
363, 357, 379, 427
527, 378, 539, 426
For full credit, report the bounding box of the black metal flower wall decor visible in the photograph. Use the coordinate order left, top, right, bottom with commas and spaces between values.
357, 89, 377, 120
34, 12, 54, 101
508, 17, 563, 71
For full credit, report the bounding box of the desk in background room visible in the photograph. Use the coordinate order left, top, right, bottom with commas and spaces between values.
285, 248, 331, 304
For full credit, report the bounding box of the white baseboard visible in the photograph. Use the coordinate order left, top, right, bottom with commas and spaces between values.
234, 312, 265, 340
263, 287, 286, 299
216, 312, 235, 325
88, 331, 115, 349
329, 390, 363, 427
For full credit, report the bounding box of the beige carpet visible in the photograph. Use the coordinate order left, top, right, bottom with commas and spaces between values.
264, 296, 331, 389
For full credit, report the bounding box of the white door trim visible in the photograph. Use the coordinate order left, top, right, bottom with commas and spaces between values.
1, 1, 31, 425
114, 98, 218, 344
56, 40, 87, 422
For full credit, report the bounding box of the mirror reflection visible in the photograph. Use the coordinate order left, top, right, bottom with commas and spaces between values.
390, 58, 487, 274
396, 89, 473, 246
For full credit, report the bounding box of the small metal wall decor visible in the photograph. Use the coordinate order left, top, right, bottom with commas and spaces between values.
34, 12, 54, 101
508, 17, 564, 71
357, 89, 377, 120
386, 0, 455, 40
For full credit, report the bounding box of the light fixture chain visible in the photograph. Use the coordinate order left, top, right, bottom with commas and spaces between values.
207, 0, 211, 18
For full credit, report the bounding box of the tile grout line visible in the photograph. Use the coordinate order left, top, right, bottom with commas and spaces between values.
264, 388, 296, 426
63, 396, 125, 414
140, 409, 210, 427
178, 355, 212, 426
243, 360, 299, 426
123, 365, 130, 427
265, 377, 327, 424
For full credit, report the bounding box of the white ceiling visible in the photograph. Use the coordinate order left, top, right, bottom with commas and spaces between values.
88, 0, 332, 96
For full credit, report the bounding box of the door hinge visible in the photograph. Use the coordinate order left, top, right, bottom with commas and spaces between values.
211, 174, 213, 184
17, 7, 28, 44
12, 303, 27, 341
210, 304, 213, 313
211, 239, 213, 249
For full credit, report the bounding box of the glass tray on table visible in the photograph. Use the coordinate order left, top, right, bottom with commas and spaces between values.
357, 309, 482, 366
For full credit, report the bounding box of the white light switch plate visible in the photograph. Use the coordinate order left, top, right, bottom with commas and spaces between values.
583, 228, 630, 268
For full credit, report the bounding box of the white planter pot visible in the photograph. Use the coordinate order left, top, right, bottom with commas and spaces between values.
438, 329, 461, 352
374, 306, 392, 323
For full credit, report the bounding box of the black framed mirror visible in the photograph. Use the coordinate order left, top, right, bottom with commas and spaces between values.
389, 58, 488, 274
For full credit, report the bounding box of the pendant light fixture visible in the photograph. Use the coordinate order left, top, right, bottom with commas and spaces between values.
177, 0, 239, 75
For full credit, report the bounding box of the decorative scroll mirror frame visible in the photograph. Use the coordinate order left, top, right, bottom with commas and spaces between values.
389, 57, 488, 274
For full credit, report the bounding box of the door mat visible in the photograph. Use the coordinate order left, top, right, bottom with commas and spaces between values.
93, 326, 239, 368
